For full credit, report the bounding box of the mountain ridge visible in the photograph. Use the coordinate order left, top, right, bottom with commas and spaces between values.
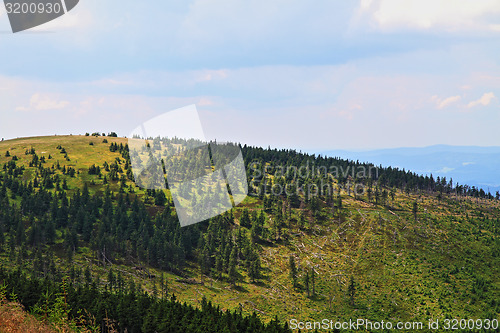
320, 144, 500, 194
0, 135, 498, 331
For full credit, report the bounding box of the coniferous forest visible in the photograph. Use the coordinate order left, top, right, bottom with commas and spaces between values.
0, 134, 498, 332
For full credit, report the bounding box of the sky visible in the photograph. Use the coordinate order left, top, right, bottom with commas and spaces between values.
0, 0, 499, 150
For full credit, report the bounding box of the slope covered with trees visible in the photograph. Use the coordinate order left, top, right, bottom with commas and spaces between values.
0, 135, 498, 332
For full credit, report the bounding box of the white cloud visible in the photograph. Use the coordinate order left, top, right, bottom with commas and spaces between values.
16, 93, 70, 111
432, 95, 461, 109
437, 166, 455, 173
360, 0, 500, 32
1, 41, 499, 148
489, 24, 500, 32
467, 92, 496, 108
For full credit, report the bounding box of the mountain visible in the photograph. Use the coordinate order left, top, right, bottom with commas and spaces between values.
321, 145, 500, 194
0, 135, 498, 332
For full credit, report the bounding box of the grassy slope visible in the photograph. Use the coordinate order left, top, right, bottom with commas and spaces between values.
0, 298, 58, 333
0, 136, 498, 326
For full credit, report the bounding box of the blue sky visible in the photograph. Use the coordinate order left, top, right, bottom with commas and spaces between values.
0, 0, 499, 150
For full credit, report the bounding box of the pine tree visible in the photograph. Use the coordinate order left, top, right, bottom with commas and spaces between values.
159, 272, 168, 299
348, 276, 356, 306
0, 225, 4, 249
152, 280, 158, 297
250, 223, 260, 243
108, 268, 115, 291
367, 187, 372, 203
382, 189, 388, 206
390, 187, 396, 203
249, 257, 261, 283
200, 244, 211, 275
298, 210, 306, 229
246, 243, 261, 283
240, 208, 251, 228
84, 266, 92, 285
304, 269, 310, 297
311, 267, 315, 296
228, 247, 238, 286
289, 256, 298, 288
15, 219, 25, 246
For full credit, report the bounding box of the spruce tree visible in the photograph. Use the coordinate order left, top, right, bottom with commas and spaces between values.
348, 276, 356, 306
228, 247, 238, 286
289, 255, 298, 288
240, 208, 251, 228
304, 269, 310, 297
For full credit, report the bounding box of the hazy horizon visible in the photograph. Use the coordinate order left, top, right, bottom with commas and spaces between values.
3, 134, 500, 153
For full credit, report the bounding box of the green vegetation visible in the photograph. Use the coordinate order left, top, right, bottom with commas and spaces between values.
0, 135, 498, 332
0, 268, 288, 332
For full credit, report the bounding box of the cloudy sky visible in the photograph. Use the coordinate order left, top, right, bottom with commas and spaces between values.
0, 0, 499, 150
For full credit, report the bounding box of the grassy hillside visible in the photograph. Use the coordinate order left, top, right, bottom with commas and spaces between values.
0, 135, 498, 331
0, 135, 129, 193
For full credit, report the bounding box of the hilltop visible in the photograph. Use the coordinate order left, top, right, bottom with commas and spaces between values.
0, 135, 498, 332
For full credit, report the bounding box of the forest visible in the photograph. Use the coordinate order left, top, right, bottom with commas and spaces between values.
0, 134, 498, 332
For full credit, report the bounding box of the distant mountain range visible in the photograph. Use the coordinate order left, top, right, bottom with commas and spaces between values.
320, 145, 500, 194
